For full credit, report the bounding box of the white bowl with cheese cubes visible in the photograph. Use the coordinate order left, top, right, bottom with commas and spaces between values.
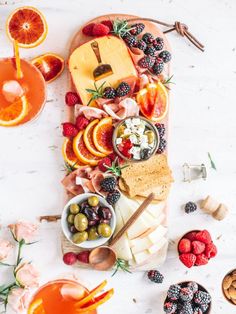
113, 116, 159, 162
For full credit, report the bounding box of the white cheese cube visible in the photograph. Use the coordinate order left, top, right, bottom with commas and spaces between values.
133, 250, 150, 265
129, 134, 138, 144
116, 138, 122, 145
124, 128, 131, 135
132, 118, 141, 126
148, 237, 168, 254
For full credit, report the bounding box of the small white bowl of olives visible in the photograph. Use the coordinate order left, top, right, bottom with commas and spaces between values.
61, 193, 116, 249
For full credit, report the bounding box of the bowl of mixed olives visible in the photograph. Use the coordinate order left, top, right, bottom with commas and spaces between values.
61, 193, 116, 248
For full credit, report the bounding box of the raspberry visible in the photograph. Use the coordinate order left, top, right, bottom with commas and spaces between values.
163, 301, 177, 313
167, 284, 181, 300
75, 116, 89, 131
178, 238, 191, 253
194, 291, 211, 305
101, 20, 113, 31
195, 254, 209, 266
62, 122, 78, 138
187, 282, 198, 293
63, 252, 77, 265
179, 253, 196, 268
82, 23, 96, 36
195, 230, 212, 244
98, 157, 112, 172
92, 23, 110, 36
65, 92, 80, 106
179, 287, 194, 302
185, 231, 197, 242
77, 251, 90, 264
192, 241, 206, 255
204, 242, 217, 258
108, 152, 124, 164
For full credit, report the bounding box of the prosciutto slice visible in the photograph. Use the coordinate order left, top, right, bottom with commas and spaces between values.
74, 104, 108, 119
103, 98, 139, 120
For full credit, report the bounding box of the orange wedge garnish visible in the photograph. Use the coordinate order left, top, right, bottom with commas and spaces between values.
0, 95, 28, 127
136, 82, 168, 122
73, 131, 101, 166
62, 138, 85, 168
6, 6, 48, 48
32, 53, 65, 83
93, 117, 114, 155
83, 119, 106, 158
75, 280, 107, 308
27, 298, 45, 314
13, 40, 23, 79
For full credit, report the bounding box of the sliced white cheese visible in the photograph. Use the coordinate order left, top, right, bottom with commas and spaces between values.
146, 201, 166, 219
148, 237, 168, 254
130, 237, 152, 254
133, 250, 150, 265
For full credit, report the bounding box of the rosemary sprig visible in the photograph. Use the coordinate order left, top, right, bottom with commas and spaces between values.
207, 152, 217, 170
111, 258, 131, 277
162, 75, 175, 86
86, 81, 106, 106
64, 161, 78, 175
112, 19, 133, 38
105, 158, 128, 177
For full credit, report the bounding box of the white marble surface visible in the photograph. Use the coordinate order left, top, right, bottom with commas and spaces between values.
0, 0, 236, 313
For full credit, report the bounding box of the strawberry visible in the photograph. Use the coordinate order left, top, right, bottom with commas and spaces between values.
192, 240, 206, 255
195, 253, 209, 266
82, 23, 96, 36
184, 231, 197, 242
108, 152, 124, 164
195, 230, 212, 244
75, 116, 89, 130
98, 157, 112, 172
205, 242, 217, 258
179, 253, 196, 268
62, 122, 78, 137
65, 92, 80, 106
63, 252, 77, 265
77, 251, 90, 264
92, 23, 110, 36
101, 20, 113, 31
178, 238, 191, 253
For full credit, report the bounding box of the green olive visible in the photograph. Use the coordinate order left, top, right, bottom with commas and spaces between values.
98, 223, 112, 238
67, 214, 75, 224
88, 227, 100, 241
145, 130, 155, 144
74, 213, 88, 232
88, 196, 99, 207
72, 231, 88, 244
69, 203, 80, 214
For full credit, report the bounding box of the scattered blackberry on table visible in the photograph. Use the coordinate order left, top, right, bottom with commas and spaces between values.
153, 37, 164, 51
187, 282, 199, 294
142, 32, 154, 44
179, 302, 194, 314
163, 301, 177, 313
140, 148, 152, 160
167, 284, 181, 300
155, 123, 165, 137
100, 176, 117, 192
152, 57, 164, 75
185, 202, 197, 214
138, 55, 155, 69
103, 86, 116, 99
136, 39, 147, 51
147, 270, 164, 283
159, 50, 172, 63
194, 291, 211, 305
193, 307, 203, 314
106, 190, 121, 205
129, 23, 145, 35
144, 46, 157, 57
116, 82, 131, 97
179, 287, 194, 302
123, 34, 138, 47
157, 137, 167, 154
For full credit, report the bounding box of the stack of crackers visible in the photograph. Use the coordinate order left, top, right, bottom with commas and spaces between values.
119, 154, 173, 200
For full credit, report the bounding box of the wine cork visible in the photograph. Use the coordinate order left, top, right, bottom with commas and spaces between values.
200, 195, 219, 214
212, 204, 229, 221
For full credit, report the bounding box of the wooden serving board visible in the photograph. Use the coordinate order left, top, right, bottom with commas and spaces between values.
61, 14, 172, 271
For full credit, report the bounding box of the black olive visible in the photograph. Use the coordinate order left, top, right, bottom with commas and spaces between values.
98, 207, 112, 220
83, 208, 99, 221
70, 225, 77, 233
99, 219, 110, 224
88, 220, 98, 226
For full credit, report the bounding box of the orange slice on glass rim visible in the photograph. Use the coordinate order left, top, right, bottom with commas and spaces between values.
136, 82, 168, 122
0, 95, 28, 127
6, 6, 48, 48
62, 138, 84, 168
73, 131, 101, 166
83, 119, 106, 158
75, 280, 107, 308
93, 117, 114, 155
27, 298, 45, 314
32, 53, 65, 83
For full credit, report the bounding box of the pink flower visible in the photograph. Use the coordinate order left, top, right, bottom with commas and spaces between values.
15, 263, 40, 288
0, 239, 13, 260
8, 221, 38, 243
8, 287, 30, 313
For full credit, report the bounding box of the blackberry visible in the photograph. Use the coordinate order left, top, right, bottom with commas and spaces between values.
152, 58, 164, 75
179, 287, 194, 303
200, 304, 209, 312
187, 282, 198, 294
129, 23, 145, 35
193, 307, 203, 314
163, 302, 177, 314
167, 284, 181, 301
100, 176, 117, 192
123, 34, 138, 47
116, 82, 130, 97
138, 56, 155, 69
155, 123, 165, 137
159, 50, 172, 63
142, 32, 154, 44
194, 291, 211, 305
103, 87, 116, 99
144, 46, 157, 57
106, 190, 120, 205
136, 39, 147, 51
147, 270, 164, 283
153, 37, 164, 51
157, 137, 167, 154
140, 148, 152, 160
179, 303, 193, 314
185, 202, 197, 214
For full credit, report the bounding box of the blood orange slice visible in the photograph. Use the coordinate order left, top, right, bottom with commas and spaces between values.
27, 298, 45, 314
75, 280, 107, 308
136, 82, 168, 122
6, 6, 48, 48
73, 131, 101, 166
83, 119, 106, 158
62, 138, 84, 168
0, 95, 28, 127
32, 53, 65, 83
93, 117, 114, 155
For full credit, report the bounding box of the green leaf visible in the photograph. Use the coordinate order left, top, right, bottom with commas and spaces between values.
162, 75, 175, 86
207, 152, 217, 170
111, 258, 131, 277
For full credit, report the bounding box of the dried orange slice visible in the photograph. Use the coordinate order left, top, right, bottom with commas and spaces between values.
136, 82, 168, 122
27, 298, 45, 314
6, 6, 48, 48
0, 95, 28, 127
73, 131, 101, 166
62, 138, 84, 168
75, 280, 107, 308
83, 119, 106, 158
32, 53, 65, 83
93, 117, 114, 155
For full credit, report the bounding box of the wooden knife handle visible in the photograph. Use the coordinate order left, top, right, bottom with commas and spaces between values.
91, 41, 102, 64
